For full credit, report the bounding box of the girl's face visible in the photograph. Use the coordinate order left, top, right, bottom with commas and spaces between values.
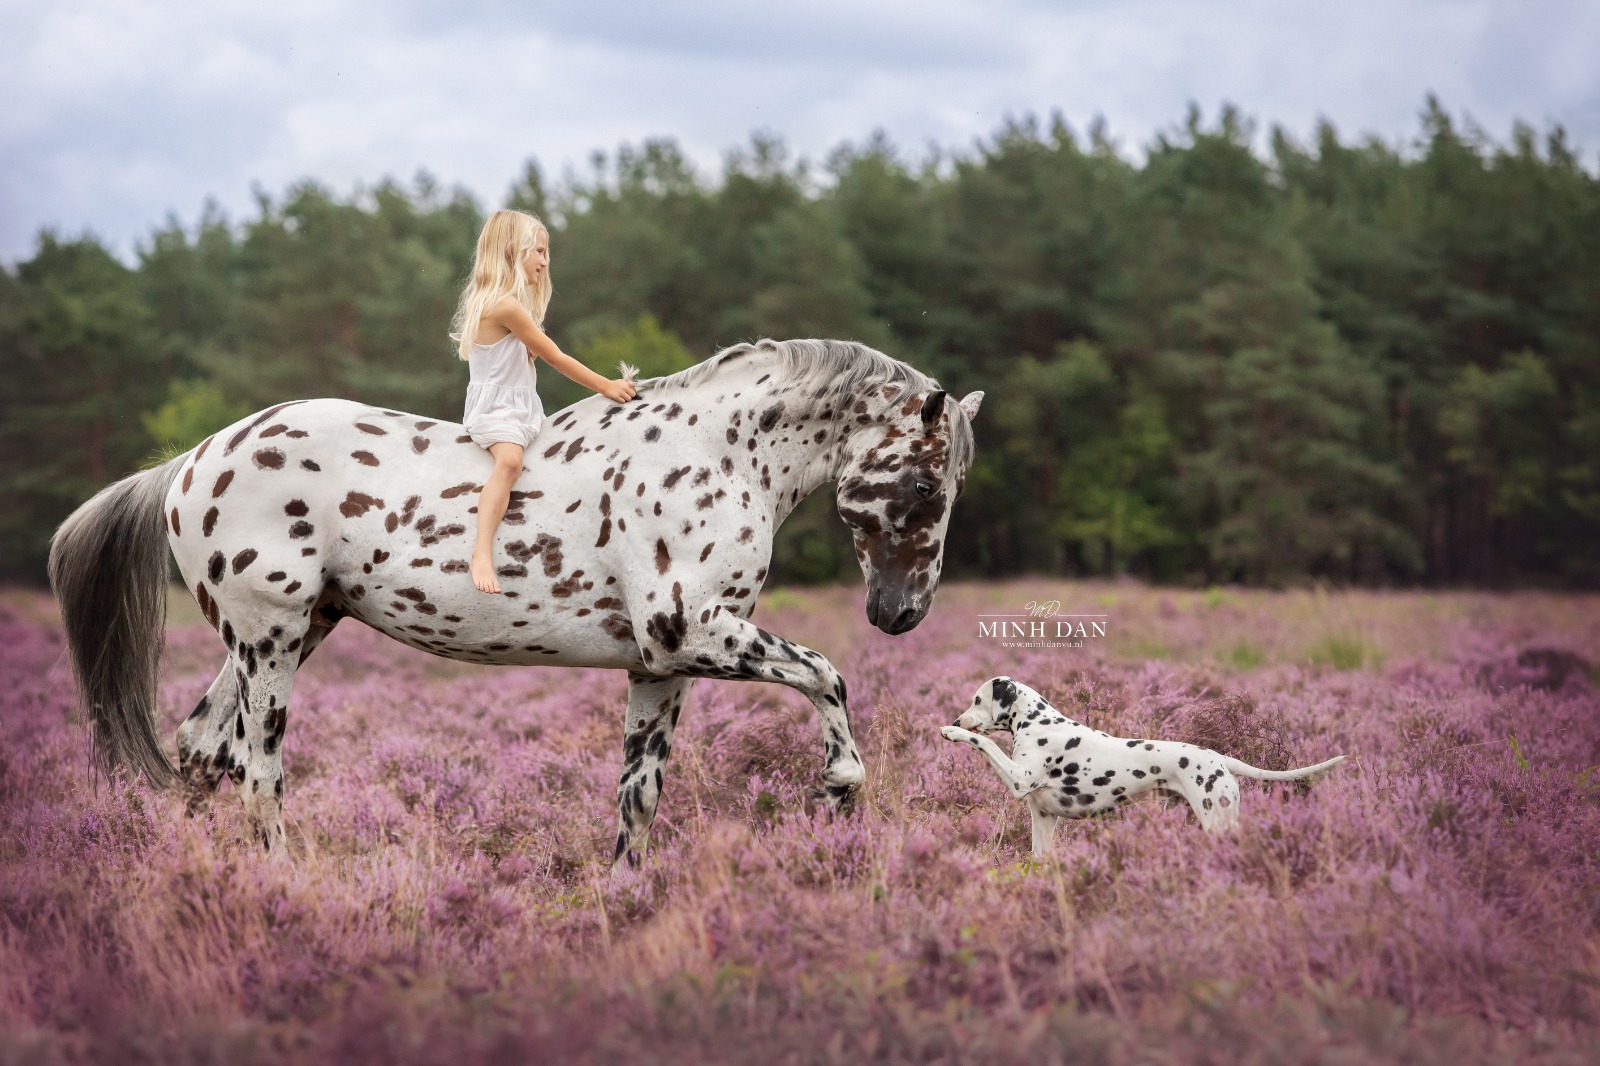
520, 232, 549, 285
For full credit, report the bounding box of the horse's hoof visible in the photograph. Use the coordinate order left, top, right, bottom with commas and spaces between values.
812, 782, 861, 815
182, 787, 213, 818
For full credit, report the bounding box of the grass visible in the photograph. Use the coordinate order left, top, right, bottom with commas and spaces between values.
1, 579, 1598, 1064
1305, 631, 1385, 671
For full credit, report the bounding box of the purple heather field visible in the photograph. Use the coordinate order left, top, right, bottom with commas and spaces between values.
1, 581, 1598, 1064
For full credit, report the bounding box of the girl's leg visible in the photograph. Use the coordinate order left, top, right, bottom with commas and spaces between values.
470, 441, 524, 594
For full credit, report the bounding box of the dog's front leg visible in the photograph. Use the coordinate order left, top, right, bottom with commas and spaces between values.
940, 726, 1041, 798
1028, 805, 1058, 857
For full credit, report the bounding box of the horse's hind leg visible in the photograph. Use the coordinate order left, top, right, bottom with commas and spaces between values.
176, 612, 334, 822
200, 612, 311, 851
175, 663, 243, 814
613, 672, 695, 868
231, 650, 302, 852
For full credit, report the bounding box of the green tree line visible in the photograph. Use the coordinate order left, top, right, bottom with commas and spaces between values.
2, 99, 1596, 587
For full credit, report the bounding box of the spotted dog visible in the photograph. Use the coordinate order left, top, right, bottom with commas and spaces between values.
941, 677, 1346, 855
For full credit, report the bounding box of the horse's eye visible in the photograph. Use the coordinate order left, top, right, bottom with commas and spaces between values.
915, 480, 935, 498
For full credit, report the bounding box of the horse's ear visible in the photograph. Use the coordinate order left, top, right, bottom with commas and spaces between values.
920, 390, 947, 427
958, 391, 984, 422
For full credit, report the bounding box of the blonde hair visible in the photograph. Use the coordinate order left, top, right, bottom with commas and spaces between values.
450, 209, 552, 360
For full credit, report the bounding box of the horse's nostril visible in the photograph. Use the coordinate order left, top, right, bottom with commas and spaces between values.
889, 606, 917, 633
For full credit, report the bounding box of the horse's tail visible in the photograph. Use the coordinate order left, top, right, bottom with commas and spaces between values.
1221, 754, 1347, 782
48, 453, 189, 788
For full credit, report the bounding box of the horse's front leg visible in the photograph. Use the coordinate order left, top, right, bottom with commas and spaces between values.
638, 596, 864, 812
612, 672, 696, 869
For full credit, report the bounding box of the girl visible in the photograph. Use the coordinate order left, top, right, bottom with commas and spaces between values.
450, 209, 637, 594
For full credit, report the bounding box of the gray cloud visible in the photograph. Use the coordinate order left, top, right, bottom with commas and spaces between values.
3, 0, 1596, 262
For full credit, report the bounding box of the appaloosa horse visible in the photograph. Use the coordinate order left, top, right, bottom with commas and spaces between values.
49, 339, 982, 863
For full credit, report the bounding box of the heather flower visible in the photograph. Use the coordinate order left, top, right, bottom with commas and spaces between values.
0, 584, 1596, 1063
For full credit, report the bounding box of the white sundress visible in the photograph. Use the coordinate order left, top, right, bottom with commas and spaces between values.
463, 333, 545, 450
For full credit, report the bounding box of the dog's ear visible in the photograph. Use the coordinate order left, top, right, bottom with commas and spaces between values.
992, 677, 1019, 710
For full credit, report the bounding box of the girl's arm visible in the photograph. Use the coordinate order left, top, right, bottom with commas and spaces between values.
489, 298, 636, 403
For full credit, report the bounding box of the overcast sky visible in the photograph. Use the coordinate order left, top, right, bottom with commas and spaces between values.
4, 0, 1598, 263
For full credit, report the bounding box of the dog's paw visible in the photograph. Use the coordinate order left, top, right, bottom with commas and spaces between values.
940, 725, 971, 743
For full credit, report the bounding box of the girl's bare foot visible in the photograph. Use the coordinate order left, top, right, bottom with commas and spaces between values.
470, 551, 501, 594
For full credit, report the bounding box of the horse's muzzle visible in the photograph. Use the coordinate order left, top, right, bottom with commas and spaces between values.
865, 585, 928, 635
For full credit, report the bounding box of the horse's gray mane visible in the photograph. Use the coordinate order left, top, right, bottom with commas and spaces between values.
642, 338, 936, 398
640, 338, 974, 468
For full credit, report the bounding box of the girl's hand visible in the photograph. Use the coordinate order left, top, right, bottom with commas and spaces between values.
599, 378, 638, 404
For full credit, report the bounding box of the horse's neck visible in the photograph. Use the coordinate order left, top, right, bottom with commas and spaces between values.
675, 365, 876, 526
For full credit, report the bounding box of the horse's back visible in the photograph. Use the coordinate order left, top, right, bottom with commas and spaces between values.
165, 396, 649, 669
166, 399, 479, 610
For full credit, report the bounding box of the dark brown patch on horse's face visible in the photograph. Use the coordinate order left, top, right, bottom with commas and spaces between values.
836, 389, 971, 634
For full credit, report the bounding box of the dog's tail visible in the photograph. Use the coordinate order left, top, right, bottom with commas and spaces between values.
1221, 754, 1346, 781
